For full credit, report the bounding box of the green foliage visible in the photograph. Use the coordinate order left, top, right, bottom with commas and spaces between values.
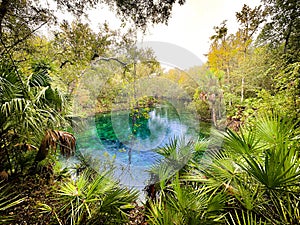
0, 58, 68, 174
146, 138, 226, 224
39, 169, 138, 225
150, 138, 204, 183
187, 113, 300, 224
1, 0, 299, 223
190, 95, 211, 121
205, 2, 299, 124
259, 0, 300, 55
145, 113, 300, 224
226, 210, 267, 225
0, 181, 25, 224
0, 0, 186, 60
146, 174, 225, 225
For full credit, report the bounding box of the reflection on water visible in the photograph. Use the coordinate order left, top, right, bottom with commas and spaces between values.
76, 101, 202, 192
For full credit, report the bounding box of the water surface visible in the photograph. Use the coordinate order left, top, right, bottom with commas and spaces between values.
76, 101, 205, 192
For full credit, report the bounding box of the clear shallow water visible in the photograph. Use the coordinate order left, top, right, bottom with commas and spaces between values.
76, 101, 205, 192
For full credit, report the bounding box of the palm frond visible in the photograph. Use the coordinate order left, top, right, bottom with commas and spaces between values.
52, 169, 138, 225
35, 130, 76, 162
226, 210, 267, 225
0, 181, 25, 224
255, 113, 300, 147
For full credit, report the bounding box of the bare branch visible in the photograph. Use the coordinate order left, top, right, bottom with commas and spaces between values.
93, 57, 128, 67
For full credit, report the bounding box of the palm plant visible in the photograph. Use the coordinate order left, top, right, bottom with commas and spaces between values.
146, 173, 226, 225
0, 59, 71, 174
145, 137, 200, 201
39, 169, 138, 225
149, 137, 208, 182
0, 181, 25, 224
186, 113, 300, 224
145, 138, 227, 224
236, 115, 300, 191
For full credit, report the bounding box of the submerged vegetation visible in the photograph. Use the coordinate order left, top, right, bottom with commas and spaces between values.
0, 0, 299, 224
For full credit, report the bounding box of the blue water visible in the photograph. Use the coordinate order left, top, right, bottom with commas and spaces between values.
76, 101, 203, 191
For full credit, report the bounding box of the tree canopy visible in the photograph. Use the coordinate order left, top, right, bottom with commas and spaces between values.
259, 0, 300, 55
0, 0, 186, 57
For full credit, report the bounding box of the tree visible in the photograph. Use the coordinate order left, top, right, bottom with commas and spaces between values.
236, 4, 266, 55
208, 20, 231, 81
207, 21, 238, 110
208, 20, 242, 90
208, 5, 267, 105
52, 20, 115, 95
73, 43, 160, 113
105, 0, 186, 29
0, 0, 186, 58
0, 0, 53, 56
0, 0, 187, 105
259, 0, 300, 56
235, 4, 266, 102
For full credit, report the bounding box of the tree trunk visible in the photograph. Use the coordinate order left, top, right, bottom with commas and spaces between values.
0, 0, 9, 37
212, 103, 217, 127
284, 21, 292, 54
241, 76, 244, 102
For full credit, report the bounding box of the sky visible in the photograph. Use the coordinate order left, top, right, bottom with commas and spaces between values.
140, 0, 262, 63
54, 0, 262, 67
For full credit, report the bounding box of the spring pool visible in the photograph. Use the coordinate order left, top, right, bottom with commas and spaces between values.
75, 100, 207, 193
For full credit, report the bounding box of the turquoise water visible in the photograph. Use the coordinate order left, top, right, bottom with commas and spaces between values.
76, 101, 205, 190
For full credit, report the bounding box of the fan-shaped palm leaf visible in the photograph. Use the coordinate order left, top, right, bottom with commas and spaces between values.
41, 169, 138, 225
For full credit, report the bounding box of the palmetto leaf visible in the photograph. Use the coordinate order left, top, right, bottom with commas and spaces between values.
53, 169, 137, 225
34, 86, 49, 103
0, 77, 17, 100
0, 181, 25, 224
146, 173, 226, 225
154, 137, 196, 173
222, 113, 300, 191
255, 113, 300, 146
28, 71, 52, 88
1, 98, 28, 117
155, 137, 178, 157
224, 128, 262, 156
226, 210, 267, 225
241, 147, 300, 190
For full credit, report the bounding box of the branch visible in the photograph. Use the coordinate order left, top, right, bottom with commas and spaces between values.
66, 57, 129, 95
0, 20, 49, 56
60, 60, 73, 69
93, 57, 128, 67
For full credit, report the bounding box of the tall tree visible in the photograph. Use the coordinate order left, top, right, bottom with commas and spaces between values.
258, 0, 300, 116
235, 4, 266, 102
236, 4, 266, 55
52, 20, 116, 95
208, 5, 267, 103
259, 0, 300, 56
208, 20, 232, 82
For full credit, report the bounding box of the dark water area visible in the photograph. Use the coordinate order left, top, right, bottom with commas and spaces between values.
75, 100, 210, 194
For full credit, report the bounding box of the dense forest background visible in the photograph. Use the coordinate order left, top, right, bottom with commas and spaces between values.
0, 0, 299, 224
